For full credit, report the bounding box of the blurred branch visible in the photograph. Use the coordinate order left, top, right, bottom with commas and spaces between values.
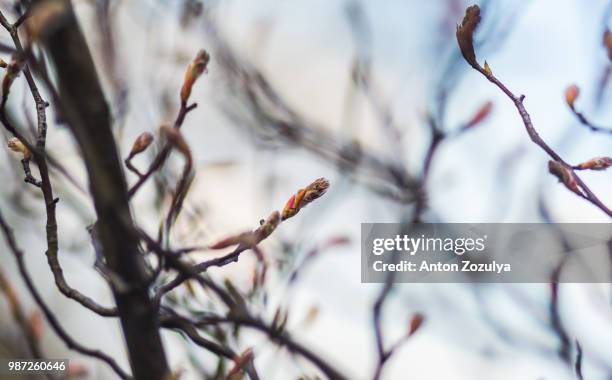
568, 107, 612, 135
571, 108, 612, 135
345, 1, 405, 164
0, 209, 130, 379
163, 311, 348, 380
0, 41, 16, 53
550, 261, 571, 364
566, 85, 612, 135
575, 340, 584, 380
153, 178, 328, 302
372, 179, 436, 378
141, 222, 348, 380
160, 314, 260, 380
372, 274, 394, 380
160, 126, 195, 246
204, 14, 419, 203
0, 267, 47, 367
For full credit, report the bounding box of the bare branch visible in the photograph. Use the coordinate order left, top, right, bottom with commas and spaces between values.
565, 84, 612, 135
456, 5, 612, 218
0, 7, 118, 318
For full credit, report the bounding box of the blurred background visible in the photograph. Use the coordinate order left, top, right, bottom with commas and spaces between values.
0, 0, 611, 379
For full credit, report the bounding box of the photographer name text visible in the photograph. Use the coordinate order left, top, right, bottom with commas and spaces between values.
370, 235, 511, 274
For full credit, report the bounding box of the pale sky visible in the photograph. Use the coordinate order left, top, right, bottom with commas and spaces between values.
0, 0, 611, 379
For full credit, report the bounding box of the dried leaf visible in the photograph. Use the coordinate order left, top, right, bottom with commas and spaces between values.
456, 5, 481, 68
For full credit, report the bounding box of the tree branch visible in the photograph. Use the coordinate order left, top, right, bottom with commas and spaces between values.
0, 8, 118, 318
456, 5, 612, 218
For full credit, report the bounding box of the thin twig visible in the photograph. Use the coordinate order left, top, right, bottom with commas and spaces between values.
569, 105, 612, 135
575, 340, 584, 380
153, 212, 282, 301
372, 275, 393, 380
0, 10, 118, 317
124, 157, 144, 178
20, 158, 41, 187
550, 262, 571, 364
165, 312, 348, 380
141, 231, 347, 380
127, 102, 197, 198
463, 48, 612, 217
160, 314, 261, 380
209, 25, 419, 203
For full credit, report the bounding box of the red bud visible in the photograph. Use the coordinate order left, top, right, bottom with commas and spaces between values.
408, 313, 424, 336
565, 85, 579, 108
465, 101, 493, 129
575, 156, 612, 171
180, 49, 210, 104
281, 178, 330, 221
129, 132, 154, 158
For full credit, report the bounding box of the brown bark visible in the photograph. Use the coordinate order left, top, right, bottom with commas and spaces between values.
33, 1, 170, 378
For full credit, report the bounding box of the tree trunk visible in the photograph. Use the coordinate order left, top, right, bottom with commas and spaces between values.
34, 1, 170, 378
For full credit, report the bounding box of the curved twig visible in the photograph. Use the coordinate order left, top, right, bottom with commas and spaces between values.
456, 6, 612, 217
569, 106, 612, 135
